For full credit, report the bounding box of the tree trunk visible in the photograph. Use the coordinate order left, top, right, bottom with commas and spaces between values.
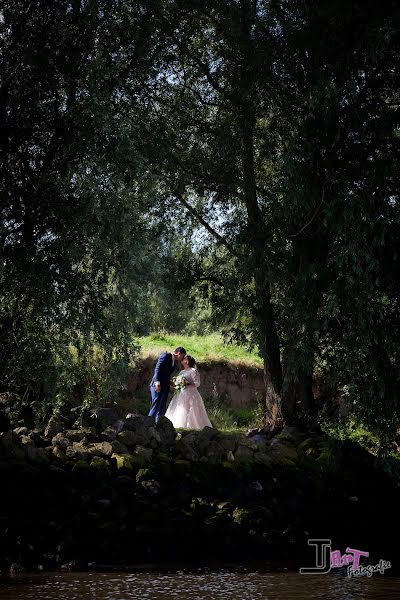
281, 207, 322, 428
238, 0, 284, 430
282, 356, 316, 428
239, 101, 284, 429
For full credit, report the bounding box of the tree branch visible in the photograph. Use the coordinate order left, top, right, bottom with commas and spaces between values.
289, 186, 326, 238
171, 33, 234, 104
173, 190, 241, 259
197, 274, 224, 287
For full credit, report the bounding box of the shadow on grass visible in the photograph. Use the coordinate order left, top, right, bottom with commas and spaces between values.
121, 389, 264, 435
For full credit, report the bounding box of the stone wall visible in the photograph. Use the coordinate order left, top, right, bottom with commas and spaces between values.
1, 412, 399, 574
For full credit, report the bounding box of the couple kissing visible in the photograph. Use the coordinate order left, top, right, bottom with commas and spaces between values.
148, 347, 212, 430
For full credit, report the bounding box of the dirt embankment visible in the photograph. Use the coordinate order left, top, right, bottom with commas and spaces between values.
125, 356, 264, 407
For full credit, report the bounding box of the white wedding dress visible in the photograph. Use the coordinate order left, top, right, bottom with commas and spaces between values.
165, 368, 212, 430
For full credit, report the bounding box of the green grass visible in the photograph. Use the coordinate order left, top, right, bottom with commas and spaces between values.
137, 333, 263, 367
123, 333, 264, 435
203, 397, 264, 433
123, 388, 264, 434
321, 419, 381, 455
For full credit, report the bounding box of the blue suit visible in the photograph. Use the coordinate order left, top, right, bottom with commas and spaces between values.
148, 352, 175, 422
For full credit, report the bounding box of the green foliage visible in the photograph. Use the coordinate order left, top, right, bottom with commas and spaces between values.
321, 416, 381, 456
136, 0, 400, 433
0, 1, 158, 420
1, 0, 399, 439
314, 437, 346, 476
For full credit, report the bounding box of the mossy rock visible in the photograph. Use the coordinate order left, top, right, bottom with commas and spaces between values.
24, 446, 51, 465
155, 416, 176, 446
117, 430, 139, 447
136, 467, 149, 481
269, 440, 299, 466
134, 445, 153, 462
112, 453, 137, 471
112, 451, 147, 470
52, 446, 68, 464
216, 501, 233, 510
90, 456, 111, 471
275, 426, 305, 446
253, 451, 274, 468
175, 438, 199, 461
154, 450, 171, 463
136, 467, 160, 483
201, 441, 226, 460
297, 437, 321, 457
232, 507, 252, 525
236, 437, 258, 450
204, 510, 231, 527
72, 459, 90, 472
235, 445, 255, 462
111, 440, 130, 455
215, 434, 238, 452
88, 441, 113, 458
65, 427, 97, 442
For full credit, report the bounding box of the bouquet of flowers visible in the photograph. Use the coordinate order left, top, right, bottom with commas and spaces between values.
172, 374, 187, 393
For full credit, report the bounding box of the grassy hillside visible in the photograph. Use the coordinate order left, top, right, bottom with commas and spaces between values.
137, 333, 263, 367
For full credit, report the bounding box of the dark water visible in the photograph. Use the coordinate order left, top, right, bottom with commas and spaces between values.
0, 569, 399, 600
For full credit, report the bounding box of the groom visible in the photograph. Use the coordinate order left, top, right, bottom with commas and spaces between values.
148, 346, 186, 422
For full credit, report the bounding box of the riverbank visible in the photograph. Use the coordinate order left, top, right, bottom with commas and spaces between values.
1, 409, 399, 576
124, 355, 264, 418
125, 334, 265, 418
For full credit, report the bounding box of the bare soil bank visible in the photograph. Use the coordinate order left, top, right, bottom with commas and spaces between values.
126, 356, 265, 407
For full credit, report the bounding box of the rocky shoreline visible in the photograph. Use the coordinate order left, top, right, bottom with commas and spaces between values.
1, 409, 399, 576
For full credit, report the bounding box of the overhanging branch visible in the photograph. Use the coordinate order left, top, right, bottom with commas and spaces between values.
174, 191, 241, 259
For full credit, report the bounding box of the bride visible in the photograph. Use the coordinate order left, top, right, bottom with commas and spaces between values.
165, 355, 212, 430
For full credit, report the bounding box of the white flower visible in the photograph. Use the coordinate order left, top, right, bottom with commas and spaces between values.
173, 374, 187, 393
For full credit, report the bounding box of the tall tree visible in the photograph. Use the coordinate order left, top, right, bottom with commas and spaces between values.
0, 1, 158, 416
133, 0, 399, 431
136, 0, 285, 427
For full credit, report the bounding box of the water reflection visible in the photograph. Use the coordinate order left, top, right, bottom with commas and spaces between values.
0, 569, 398, 600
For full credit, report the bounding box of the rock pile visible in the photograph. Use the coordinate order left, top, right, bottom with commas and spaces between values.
0, 409, 398, 576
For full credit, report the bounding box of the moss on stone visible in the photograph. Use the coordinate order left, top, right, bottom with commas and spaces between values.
112, 453, 136, 470
90, 456, 110, 471
71, 459, 90, 472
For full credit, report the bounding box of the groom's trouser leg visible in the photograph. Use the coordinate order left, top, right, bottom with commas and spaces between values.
148, 386, 159, 418
148, 387, 168, 422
